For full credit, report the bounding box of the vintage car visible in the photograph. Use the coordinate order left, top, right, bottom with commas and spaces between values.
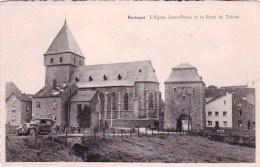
17, 118, 58, 136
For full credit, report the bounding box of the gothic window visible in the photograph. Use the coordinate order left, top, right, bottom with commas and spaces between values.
50, 58, 54, 64
112, 92, 117, 110
124, 93, 128, 111
60, 57, 63, 63
149, 93, 153, 109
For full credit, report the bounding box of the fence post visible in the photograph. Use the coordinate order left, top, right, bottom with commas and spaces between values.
65, 128, 68, 145
145, 127, 147, 136
172, 128, 174, 135
152, 128, 153, 136
121, 129, 123, 139
158, 128, 159, 135
113, 129, 115, 138
138, 127, 140, 137
35, 128, 38, 144
163, 128, 164, 135
103, 128, 105, 139
168, 129, 169, 136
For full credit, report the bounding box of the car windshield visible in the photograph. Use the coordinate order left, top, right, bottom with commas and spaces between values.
30, 120, 40, 124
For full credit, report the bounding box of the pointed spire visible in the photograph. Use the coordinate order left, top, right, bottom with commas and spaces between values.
64, 12, 67, 24
45, 21, 83, 57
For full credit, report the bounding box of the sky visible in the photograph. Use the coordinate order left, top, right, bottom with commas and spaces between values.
1, 2, 259, 99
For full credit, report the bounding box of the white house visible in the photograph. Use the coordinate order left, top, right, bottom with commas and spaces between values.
205, 92, 232, 129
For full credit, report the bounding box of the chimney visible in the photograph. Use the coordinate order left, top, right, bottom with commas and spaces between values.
53, 79, 57, 89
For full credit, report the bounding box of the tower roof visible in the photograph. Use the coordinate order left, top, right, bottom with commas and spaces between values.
173, 63, 196, 70
45, 22, 83, 57
165, 63, 204, 83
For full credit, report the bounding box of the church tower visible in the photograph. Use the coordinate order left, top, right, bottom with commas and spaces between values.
44, 21, 85, 86
164, 63, 205, 131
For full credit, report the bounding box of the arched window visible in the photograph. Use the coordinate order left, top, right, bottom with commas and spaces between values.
149, 93, 153, 109
124, 93, 128, 111
149, 93, 154, 109
112, 92, 117, 110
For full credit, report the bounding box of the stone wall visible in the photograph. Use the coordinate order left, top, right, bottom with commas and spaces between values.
164, 82, 205, 130
112, 119, 157, 128
232, 96, 255, 133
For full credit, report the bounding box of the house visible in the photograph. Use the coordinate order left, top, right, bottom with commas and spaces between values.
164, 63, 205, 131
33, 20, 162, 132
32, 82, 77, 131
205, 92, 232, 130
5, 82, 32, 127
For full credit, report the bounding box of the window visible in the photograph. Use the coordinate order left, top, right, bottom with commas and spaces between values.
79, 61, 81, 66
192, 88, 195, 94
11, 116, 15, 122
223, 111, 227, 116
182, 95, 186, 99
237, 102, 242, 107
36, 114, 40, 119
26, 106, 30, 112
208, 111, 212, 116
41, 119, 47, 124
52, 101, 57, 109
238, 110, 242, 116
112, 92, 117, 110
182, 108, 185, 112
74, 58, 76, 64
252, 122, 255, 126
208, 121, 212, 126
89, 76, 93, 81
215, 111, 219, 116
238, 120, 242, 126
124, 93, 128, 111
173, 87, 176, 93
36, 102, 40, 109
12, 97, 16, 102
103, 75, 108, 80
50, 58, 54, 64
53, 115, 57, 121
60, 57, 63, 63
12, 106, 16, 112
224, 101, 226, 104
223, 121, 227, 126
118, 74, 122, 80
149, 93, 153, 109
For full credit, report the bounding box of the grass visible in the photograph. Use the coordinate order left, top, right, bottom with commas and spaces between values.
6, 134, 255, 162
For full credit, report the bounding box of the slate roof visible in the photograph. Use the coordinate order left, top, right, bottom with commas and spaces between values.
165, 63, 203, 83
45, 22, 83, 57
34, 83, 71, 98
71, 60, 159, 88
71, 90, 97, 102
5, 82, 21, 100
205, 87, 255, 98
6, 92, 32, 102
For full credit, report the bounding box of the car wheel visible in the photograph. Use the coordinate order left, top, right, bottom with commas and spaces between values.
17, 130, 22, 136
29, 129, 36, 136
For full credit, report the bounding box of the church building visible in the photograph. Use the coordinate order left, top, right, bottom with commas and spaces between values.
32, 21, 162, 132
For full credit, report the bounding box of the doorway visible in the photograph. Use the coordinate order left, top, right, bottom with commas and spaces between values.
176, 114, 191, 132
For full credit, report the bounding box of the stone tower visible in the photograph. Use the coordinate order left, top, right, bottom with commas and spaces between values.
164, 63, 205, 131
44, 21, 85, 86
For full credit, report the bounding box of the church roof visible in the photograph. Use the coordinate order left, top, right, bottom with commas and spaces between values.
71, 60, 159, 88
45, 22, 83, 57
71, 90, 97, 102
165, 63, 203, 83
